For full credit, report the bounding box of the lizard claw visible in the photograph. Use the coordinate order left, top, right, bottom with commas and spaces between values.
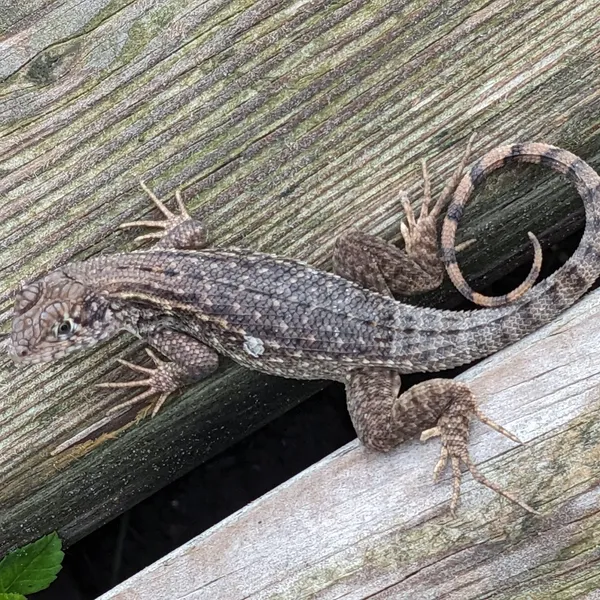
97, 348, 178, 417
421, 406, 538, 516
120, 181, 192, 244
399, 158, 435, 242
399, 186, 438, 258
431, 443, 540, 517
399, 135, 475, 256
398, 157, 444, 257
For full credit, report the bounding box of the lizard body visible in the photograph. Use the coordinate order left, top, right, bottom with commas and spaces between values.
10, 140, 600, 514
19, 248, 542, 377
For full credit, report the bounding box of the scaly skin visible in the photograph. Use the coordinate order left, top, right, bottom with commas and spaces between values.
9, 142, 600, 514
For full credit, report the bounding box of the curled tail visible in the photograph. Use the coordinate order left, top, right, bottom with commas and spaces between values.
441, 143, 600, 307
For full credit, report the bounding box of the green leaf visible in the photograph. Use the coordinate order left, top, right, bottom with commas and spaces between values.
0, 533, 64, 595
0, 594, 27, 600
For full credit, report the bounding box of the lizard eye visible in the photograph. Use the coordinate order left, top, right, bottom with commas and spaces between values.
54, 318, 77, 338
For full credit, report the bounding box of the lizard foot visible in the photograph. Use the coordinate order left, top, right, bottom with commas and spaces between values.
120, 181, 207, 249
97, 348, 180, 417
420, 392, 539, 516
347, 375, 537, 515
400, 133, 476, 257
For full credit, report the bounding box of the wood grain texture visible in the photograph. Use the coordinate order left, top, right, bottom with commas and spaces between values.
1, 0, 600, 553
99, 288, 600, 600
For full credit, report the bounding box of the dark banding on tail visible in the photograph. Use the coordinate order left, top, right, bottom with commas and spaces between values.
440, 143, 583, 307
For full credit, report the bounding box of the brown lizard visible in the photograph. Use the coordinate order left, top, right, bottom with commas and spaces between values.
9, 139, 600, 514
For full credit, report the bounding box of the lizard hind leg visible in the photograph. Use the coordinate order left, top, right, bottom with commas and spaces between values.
333, 135, 476, 297
346, 372, 538, 515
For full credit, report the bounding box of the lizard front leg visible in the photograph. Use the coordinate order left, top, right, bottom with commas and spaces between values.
100, 184, 217, 416
346, 371, 537, 515
98, 330, 219, 417
120, 182, 208, 250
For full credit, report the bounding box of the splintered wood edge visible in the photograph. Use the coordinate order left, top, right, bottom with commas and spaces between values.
99, 289, 600, 600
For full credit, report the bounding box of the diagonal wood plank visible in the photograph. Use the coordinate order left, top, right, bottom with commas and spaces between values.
99, 288, 600, 600
1, 0, 600, 553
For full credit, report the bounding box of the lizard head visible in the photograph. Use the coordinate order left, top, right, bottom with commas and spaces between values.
9, 270, 119, 364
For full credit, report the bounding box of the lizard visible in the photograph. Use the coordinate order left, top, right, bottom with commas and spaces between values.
8, 139, 600, 515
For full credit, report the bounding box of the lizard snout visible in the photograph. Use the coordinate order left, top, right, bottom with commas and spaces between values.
9, 339, 31, 362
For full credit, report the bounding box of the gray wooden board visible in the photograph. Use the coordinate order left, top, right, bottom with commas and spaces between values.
100, 289, 600, 600
1, 0, 600, 553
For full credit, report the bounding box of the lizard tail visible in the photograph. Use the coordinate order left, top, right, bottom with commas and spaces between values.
440, 143, 600, 307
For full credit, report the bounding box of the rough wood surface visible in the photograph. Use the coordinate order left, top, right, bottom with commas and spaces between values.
1, 0, 600, 553
99, 288, 600, 600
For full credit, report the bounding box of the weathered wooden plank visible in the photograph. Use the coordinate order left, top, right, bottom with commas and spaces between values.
99, 288, 600, 600
1, 0, 600, 554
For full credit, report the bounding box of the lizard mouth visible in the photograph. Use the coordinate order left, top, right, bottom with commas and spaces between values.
8, 336, 79, 365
